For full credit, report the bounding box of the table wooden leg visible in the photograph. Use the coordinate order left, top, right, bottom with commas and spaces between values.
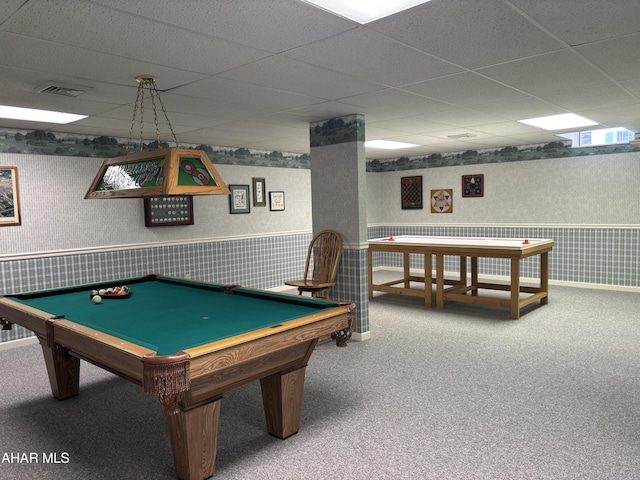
260, 366, 306, 439
541, 252, 549, 305
403, 252, 410, 288
436, 254, 445, 309
38, 337, 80, 400
458, 255, 467, 287
510, 257, 521, 320
424, 253, 432, 308
162, 395, 220, 480
471, 257, 478, 296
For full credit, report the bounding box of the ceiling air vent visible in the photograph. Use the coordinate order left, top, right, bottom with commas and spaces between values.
447, 133, 476, 139
36, 82, 88, 97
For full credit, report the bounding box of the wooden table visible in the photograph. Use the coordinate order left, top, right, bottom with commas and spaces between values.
0, 275, 355, 480
368, 236, 554, 319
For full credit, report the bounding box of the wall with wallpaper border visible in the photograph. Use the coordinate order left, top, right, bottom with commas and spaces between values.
2, 132, 639, 344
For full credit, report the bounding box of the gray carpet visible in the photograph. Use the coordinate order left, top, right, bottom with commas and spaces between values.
2, 275, 640, 479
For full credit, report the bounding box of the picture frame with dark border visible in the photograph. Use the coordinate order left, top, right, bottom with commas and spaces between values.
0, 166, 21, 226
252, 177, 266, 207
269, 191, 285, 211
401, 175, 423, 209
144, 196, 194, 227
462, 174, 484, 197
229, 184, 250, 214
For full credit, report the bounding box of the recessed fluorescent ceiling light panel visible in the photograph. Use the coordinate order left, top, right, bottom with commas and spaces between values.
0, 105, 87, 124
301, 0, 433, 24
518, 113, 598, 131
365, 140, 419, 150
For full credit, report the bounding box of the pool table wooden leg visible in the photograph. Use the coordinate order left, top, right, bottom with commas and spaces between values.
38, 337, 80, 400
162, 395, 221, 480
260, 366, 306, 439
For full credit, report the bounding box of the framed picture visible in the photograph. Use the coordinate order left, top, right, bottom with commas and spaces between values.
0, 166, 21, 226
144, 196, 194, 227
269, 191, 285, 211
229, 184, 250, 214
430, 189, 453, 213
462, 174, 484, 197
401, 176, 422, 209
252, 177, 266, 207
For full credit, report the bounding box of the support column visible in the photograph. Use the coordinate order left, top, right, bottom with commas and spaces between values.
309, 114, 369, 339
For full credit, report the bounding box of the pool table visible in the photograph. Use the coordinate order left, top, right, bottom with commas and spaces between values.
368, 236, 554, 319
0, 274, 355, 480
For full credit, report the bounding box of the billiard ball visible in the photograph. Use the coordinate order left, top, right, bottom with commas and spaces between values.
98, 289, 106, 295
92, 295, 102, 304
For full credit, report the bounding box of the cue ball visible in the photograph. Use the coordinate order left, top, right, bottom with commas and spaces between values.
92, 295, 102, 304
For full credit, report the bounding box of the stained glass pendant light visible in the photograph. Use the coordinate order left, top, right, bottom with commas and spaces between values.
85, 75, 230, 199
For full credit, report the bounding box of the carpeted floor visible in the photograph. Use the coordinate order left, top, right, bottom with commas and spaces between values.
1, 273, 640, 479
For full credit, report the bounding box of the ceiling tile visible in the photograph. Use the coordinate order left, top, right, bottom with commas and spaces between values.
467, 96, 567, 121
0, 32, 207, 88
284, 27, 463, 87
478, 49, 612, 95
369, 0, 565, 69
0, 0, 26, 23
467, 121, 542, 136
416, 109, 507, 128
576, 33, 640, 82
576, 103, 640, 131
340, 89, 457, 119
508, 0, 640, 46
401, 73, 527, 107
218, 55, 384, 100
91, 0, 356, 53
538, 82, 638, 111
367, 117, 452, 134
620, 78, 640, 97
3, 0, 270, 76
170, 77, 326, 113
0, 87, 120, 116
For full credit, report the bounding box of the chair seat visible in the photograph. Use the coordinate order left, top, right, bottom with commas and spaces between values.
284, 280, 335, 290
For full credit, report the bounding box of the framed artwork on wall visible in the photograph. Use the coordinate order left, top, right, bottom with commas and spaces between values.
462, 174, 484, 197
229, 184, 250, 214
252, 177, 266, 207
401, 176, 423, 209
431, 189, 453, 213
269, 191, 285, 211
144, 196, 194, 227
0, 166, 21, 226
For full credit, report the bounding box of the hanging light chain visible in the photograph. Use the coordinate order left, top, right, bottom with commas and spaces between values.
127, 75, 179, 152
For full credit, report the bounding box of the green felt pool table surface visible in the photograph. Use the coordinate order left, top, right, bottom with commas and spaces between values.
7, 275, 338, 355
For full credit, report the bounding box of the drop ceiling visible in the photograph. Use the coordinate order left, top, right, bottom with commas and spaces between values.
1, 0, 639, 160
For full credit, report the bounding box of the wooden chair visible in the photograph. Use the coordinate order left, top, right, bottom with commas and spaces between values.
285, 230, 343, 299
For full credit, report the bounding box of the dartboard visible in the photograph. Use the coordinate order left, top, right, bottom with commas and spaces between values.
431, 189, 452, 213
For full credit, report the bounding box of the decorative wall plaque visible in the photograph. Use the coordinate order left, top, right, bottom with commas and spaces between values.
401, 176, 423, 209
144, 196, 194, 227
431, 189, 453, 213
462, 174, 484, 197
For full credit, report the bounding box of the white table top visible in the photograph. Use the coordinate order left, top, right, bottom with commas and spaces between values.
368, 235, 553, 249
